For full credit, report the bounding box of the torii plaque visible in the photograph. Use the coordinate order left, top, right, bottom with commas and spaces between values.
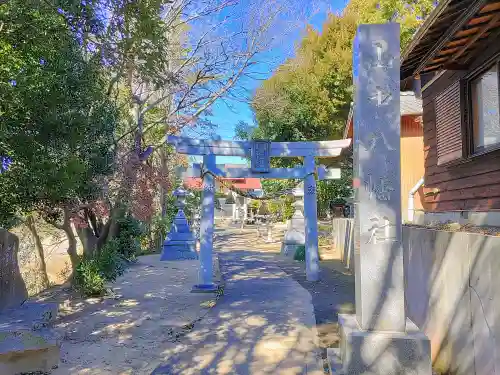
251, 140, 271, 173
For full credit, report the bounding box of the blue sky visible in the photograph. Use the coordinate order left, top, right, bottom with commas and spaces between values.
192, 0, 349, 165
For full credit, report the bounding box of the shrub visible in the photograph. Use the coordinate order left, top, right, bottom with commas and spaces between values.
74, 259, 105, 296
74, 236, 129, 296
293, 245, 306, 261
141, 214, 171, 253
115, 215, 143, 259
97, 239, 125, 282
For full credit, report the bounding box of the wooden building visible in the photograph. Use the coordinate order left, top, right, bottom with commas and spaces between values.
344, 92, 428, 221
401, 0, 500, 226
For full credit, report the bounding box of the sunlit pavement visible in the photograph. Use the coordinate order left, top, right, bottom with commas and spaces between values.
152, 227, 324, 375
49, 227, 324, 374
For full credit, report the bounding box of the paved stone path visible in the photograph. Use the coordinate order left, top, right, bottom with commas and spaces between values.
152, 228, 324, 375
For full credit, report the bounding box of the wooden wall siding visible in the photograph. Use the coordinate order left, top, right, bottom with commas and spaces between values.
422, 42, 500, 212
401, 115, 428, 219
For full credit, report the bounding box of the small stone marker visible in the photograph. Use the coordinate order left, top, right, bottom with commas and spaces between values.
160, 188, 198, 261
329, 23, 432, 374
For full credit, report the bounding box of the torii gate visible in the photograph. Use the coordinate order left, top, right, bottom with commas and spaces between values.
167, 136, 351, 288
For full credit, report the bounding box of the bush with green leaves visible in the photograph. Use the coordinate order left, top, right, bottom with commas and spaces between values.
267, 196, 295, 222
74, 215, 142, 296
115, 215, 143, 260
96, 239, 125, 282
74, 259, 106, 297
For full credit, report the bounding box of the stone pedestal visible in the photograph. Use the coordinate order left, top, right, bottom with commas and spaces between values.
281, 194, 305, 257
329, 23, 431, 373
328, 315, 431, 375
160, 210, 197, 260
161, 188, 197, 261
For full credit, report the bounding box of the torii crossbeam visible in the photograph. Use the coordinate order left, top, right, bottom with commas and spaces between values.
167, 135, 351, 288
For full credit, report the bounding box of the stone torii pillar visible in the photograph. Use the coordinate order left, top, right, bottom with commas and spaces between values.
328, 23, 431, 374
192, 153, 218, 292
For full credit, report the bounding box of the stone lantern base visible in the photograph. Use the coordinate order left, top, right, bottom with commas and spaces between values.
160, 210, 198, 261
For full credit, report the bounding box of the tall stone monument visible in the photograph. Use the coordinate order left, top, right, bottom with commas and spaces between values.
328, 23, 431, 374
160, 188, 198, 261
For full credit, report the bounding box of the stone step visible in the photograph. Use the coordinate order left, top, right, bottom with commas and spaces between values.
0, 328, 60, 374
0, 302, 61, 374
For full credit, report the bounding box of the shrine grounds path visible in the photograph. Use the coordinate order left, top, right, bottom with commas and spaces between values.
208, 225, 356, 373
43, 224, 354, 374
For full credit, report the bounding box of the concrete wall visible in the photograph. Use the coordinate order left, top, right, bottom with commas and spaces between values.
403, 226, 500, 375
332, 218, 354, 272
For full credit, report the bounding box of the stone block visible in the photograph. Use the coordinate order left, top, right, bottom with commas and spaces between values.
167, 232, 195, 242
0, 302, 59, 331
328, 314, 431, 375
0, 302, 61, 374
468, 234, 500, 375
0, 328, 60, 374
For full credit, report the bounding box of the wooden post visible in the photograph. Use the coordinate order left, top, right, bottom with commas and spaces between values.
304, 155, 320, 282
193, 153, 217, 292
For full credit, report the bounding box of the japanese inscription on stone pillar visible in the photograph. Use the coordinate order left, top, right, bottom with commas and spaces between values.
352, 23, 405, 331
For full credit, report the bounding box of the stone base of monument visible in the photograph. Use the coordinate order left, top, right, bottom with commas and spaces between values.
280, 230, 305, 257
327, 314, 432, 375
0, 302, 61, 374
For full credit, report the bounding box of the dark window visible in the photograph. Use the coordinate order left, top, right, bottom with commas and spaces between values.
434, 81, 465, 165
469, 63, 500, 153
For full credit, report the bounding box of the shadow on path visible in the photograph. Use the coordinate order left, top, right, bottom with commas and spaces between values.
152, 247, 323, 374
215, 227, 355, 362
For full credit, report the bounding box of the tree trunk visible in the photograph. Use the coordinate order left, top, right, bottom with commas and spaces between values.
26, 215, 50, 289
61, 207, 81, 271
75, 226, 97, 258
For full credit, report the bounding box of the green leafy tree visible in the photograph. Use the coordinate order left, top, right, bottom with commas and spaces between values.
249, 1, 436, 208
0, 0, 118, 269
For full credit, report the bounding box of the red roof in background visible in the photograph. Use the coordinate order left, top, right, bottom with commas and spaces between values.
184, 177, 203, 190
233, 178, 261, 190
183, 177, 261, 191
